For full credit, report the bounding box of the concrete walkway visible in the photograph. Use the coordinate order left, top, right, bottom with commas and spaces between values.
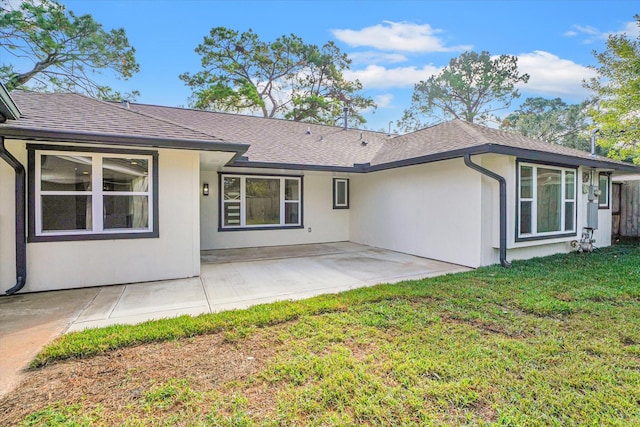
0, 242, 470, 397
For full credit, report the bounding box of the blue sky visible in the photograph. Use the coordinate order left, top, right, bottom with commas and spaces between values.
26, 1, 640, 131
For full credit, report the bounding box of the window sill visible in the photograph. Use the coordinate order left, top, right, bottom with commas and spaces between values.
509, 233, 577, 248
218, 225, 304, 232
28, 230, 159, 243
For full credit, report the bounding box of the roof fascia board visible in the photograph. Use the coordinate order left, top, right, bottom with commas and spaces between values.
0, 84, 21, 121
0, 127, 249, 155
229, 160, 362, 173
366, 145, 491, 172
487, 144, 640, 173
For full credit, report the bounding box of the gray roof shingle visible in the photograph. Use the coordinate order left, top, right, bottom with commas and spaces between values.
1, 91, 637, 173
3, 91, 228, 144
371, 119, 624, 166
127, 103, 389, 168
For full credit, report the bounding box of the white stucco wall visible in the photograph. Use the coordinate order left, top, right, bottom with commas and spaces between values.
479, 159, 615, 265
200, 169, 350, 249
0, 140, 202, 293
349, 159, 483, 268
0, 144, 17, 290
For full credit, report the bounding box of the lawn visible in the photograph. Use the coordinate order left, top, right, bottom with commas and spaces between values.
1, 243, 639, 426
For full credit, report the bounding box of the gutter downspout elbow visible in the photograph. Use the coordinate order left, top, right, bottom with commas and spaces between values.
463, 154, 511, 268
0, 137, 27, 294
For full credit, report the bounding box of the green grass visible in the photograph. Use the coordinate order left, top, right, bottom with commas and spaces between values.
25, 242, 640, 425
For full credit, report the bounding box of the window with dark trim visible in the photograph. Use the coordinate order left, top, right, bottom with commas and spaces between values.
219, 173, 302, 230
517, 162, 577, 241
598, 173, 610, 209
333, 178, 349, 209
28, 145, 159, 242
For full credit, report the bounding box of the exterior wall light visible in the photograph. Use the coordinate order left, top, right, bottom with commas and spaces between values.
203, 183, 209, 196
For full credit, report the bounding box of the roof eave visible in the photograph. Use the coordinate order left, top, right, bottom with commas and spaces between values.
487, 144, 640, 173
0, 126, 249, 157
0, 84, 21, 121
229, 159, 362, 173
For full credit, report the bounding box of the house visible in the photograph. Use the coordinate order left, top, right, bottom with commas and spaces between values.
1, 87, 639, 294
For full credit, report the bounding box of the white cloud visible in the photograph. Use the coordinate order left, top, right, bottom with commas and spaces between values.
565, 19, 639, 43
374, 93, 394, 108
516, 51, 596, 98
332, 21, 472, 53
618, 20, 640, 38
348, 51, 408, 65
344, 64, 441, 89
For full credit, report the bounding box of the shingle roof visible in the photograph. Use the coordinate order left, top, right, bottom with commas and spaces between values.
371, 120, 626, 167
1, 91, 638, 173
4, 91, 227, 142
126, 103, 389, 168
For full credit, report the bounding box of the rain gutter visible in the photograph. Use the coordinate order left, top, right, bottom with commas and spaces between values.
0, 137, 27, 294
463, 154, 511, 268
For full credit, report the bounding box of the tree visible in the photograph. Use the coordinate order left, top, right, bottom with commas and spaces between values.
0, 0, 139, 100
398, 51, 529, 132
500, 97, 592, 151
179, 27, 375, 127
584, 14, 640, 164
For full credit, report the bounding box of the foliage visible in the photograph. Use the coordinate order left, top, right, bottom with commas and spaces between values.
584, 14, 640, 164
398, 51, 529, 132
501, 97, 593, 151
0, 0, 139, 100
179, 27, 375, 126
14, 243, 640, 426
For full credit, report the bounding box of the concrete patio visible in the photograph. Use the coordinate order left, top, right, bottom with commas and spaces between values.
67, 242, 469, 331
0, 242, 470, 397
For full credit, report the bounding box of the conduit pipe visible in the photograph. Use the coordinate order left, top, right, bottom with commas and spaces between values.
463, 154, 511, 268
0, 137, 27, 294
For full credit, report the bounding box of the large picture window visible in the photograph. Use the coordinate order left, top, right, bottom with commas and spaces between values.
29, 145, 158, 242
517, 162, 577, 240
220, 174, 302, 230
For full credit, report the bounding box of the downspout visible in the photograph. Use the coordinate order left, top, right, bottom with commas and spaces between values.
0, 137, 27, 294
463, 154, 511, 268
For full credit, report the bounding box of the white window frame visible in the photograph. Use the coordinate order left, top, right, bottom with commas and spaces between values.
32, 148, 155, 239
220, 174, 302, 230
598, 173, 610, 209
517, 162, 577, 240
333, 178, 349, 209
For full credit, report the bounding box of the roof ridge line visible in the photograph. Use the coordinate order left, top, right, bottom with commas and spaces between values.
85, 95, 227, 142
454, 120, 489, 144
129, 102, 390, 136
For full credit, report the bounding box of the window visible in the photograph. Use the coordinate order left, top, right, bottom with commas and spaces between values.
220, 174, 302, 229
598, 173, 610, 209
29, 145, 158, 242
333, 178, 349, 209
517, 162, 577, 240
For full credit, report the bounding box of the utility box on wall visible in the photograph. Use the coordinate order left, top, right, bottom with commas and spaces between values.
587, 202, 599, 229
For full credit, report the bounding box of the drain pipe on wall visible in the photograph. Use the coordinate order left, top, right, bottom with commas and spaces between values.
0, 137, 27, 294
463, 154, 511, 268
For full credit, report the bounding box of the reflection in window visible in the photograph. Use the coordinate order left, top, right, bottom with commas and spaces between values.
246, 178, 280, 225
103, 158, 148, 192
40, 155, 92, 191
41, 195, 92, 231
33, 149, 155, 238
518, 163, 576, 239
221, 175, 302, 229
